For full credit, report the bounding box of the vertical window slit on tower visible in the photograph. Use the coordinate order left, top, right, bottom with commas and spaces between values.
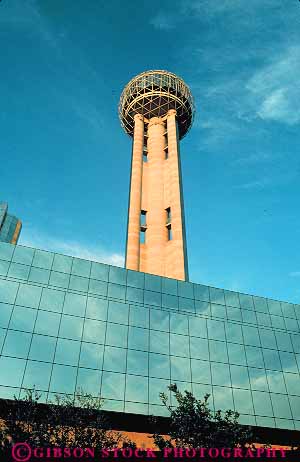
140, 210, 147, 244
140, 229, 146, 244
166, 207, 171, 224
143, 146, 148, 162
140, 210, 147, 226
164, 131, 168, 159
166, 207, 172, 240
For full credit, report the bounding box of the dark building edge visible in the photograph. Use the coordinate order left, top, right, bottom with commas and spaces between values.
176, 119, 189, 281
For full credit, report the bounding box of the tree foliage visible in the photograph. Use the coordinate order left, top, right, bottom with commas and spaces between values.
0, 388, 135, 453
152, 384, 254, 449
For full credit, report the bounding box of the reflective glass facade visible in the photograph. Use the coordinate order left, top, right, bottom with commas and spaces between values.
0, 203, 22, 244
0, 242, 300, 431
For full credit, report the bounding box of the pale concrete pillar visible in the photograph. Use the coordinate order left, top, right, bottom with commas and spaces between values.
145, 117, 166, 276
11, 220, 22, 245
166, 109, 188, 281
125, 114, 144, 271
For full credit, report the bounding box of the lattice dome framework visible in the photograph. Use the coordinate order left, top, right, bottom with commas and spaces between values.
119, 70, 195, 140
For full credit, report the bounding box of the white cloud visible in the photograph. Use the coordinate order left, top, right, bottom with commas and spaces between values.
196, 117, 241, 149
199, 46, 300, 129
231, 152, 276, 167
149, 12, 177, 30
180, 0, 245, 17
1, 0, 106, 135
289, 271, 300, 278
247, 46, 300, 125
226, 280, 242, 293
0, 0, 62, 51
150, 0, 280, 31
195, 45, 300, 152
72, 100, 104, 133
236, 177, 272, 190
235, 167, 297, 190
19, 229, 124, 267
150, 2, 300, 131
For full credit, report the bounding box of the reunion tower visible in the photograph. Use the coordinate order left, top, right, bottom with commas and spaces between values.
119, 70, 195, 281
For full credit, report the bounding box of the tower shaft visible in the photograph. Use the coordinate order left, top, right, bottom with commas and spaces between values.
126, 114, 144, 270
125, 110, 188, 281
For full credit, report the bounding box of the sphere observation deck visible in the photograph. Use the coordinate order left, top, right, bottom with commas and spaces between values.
119, 70, 195, 140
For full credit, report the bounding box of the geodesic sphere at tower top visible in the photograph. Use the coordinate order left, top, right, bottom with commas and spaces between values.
119, 70, 195, 140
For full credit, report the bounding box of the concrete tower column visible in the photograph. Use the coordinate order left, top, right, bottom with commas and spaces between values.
166, 109, 188, 280
125, 113, 144, 271
145, 117, 166, 276
120, 70, 194, 281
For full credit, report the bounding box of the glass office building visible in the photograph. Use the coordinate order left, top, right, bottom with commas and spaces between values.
0, 202, 22, 244
0, 241, 300, 431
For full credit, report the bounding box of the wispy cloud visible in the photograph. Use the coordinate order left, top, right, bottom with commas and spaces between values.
289, 271, 300, 278
226, 280, 243, 293
151, 1, 300, 134
231, 152, 279, 167
150, 0, 283, 31
247, 46, 300, 125
235, 177, 272, 190
195, 117, 241, 149
193, 45, 300, 154
0, 0, 62, 51
72, 100, 104, 133
149, 12, 178, 30
235, 168, 298, 190
1, 0, 105, 135
19, 229, 124, 267
199, 45, 300, 131
149, 0, 229, 30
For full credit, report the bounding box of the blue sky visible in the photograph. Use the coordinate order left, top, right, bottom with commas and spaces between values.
1, 0, 300, 303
